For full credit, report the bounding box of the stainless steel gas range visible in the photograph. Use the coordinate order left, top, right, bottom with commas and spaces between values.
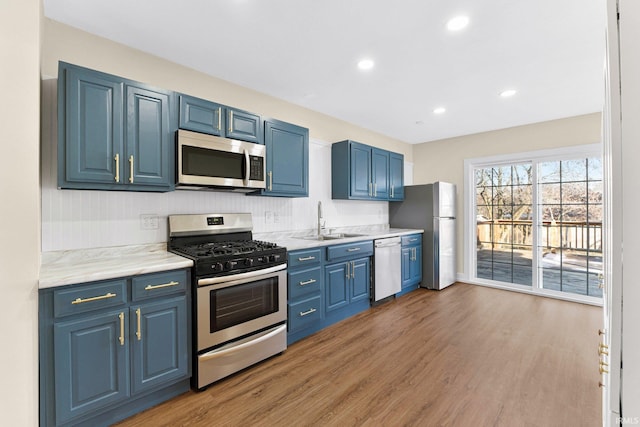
168, 213, 287, 389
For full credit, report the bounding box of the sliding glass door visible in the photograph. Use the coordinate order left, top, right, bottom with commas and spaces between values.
468, 146, 603, 302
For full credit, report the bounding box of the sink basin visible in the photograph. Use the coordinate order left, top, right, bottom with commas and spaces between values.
296, 233, 367, 241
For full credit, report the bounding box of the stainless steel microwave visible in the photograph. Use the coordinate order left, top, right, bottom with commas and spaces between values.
177, 129, 266, 191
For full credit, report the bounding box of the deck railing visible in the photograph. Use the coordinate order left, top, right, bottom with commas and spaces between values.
477, 219, 602, 253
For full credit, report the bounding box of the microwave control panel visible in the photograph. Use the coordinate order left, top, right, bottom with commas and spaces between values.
249, 156, 264, 180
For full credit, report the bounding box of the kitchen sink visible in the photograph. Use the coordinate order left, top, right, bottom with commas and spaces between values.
296, 233, 367, 241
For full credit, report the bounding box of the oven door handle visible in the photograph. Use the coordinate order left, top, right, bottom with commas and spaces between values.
197, 263, 287, 287
199, 323, 287, 362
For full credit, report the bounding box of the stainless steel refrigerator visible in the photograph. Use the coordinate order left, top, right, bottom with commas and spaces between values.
389, 182, 457, 290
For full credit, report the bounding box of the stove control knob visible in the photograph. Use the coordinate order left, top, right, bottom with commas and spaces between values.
212, 262, 223, 271
225, 261, 237, 270
244, 258, 254, 267
269, 254, 281, 263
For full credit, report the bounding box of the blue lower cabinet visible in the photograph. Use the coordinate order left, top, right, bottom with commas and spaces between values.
398, 234, 423, 296
288, 295, 322, 333
287, 250, 323, 345
131, 296, 189, 395
323, 256, 371, 325
53, 310, 130, 425
40, 269, 191, 426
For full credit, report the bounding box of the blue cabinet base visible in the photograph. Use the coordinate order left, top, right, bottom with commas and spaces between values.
395, 283, 420, 297
56, 380, 190, 427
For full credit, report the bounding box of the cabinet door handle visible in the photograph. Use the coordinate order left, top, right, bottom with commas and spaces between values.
268, 171, 273, 191
391, 184, 394, 198
114, 153, 120, 183
369, 182, 372, 197
298, 256, 316, 261
144, 281, 179, 291
129, 155, 134, 183
217, 107, 222, 131
299, 279, 316, 286
229, 110, 233, 133
135, 308, 142, 341
346, 262, 350, 278
374, 183, 377, 197
71, 292, 117, 305
118, 312, 125, 346
347, 247, 361, 252
351, 261, 355, 279
299, 308, 317, 317
409, 238, 418, 242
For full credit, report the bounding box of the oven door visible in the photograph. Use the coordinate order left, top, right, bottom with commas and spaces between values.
177, 129, 265, 189
196, 263, 287, 351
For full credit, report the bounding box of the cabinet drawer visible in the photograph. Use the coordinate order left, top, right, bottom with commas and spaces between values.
326, 240, 373, 261
132, 270, 187, 301
288, 248, 322, 268
288, 295, 322, 333
288, 266, 322, 299
402, 234, 422, 246
54, 279, 127, 318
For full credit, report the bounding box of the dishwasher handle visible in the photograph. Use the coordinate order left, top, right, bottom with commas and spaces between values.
375, 237, 402, 248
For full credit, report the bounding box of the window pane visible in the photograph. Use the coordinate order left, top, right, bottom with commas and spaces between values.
493, 166, 512, 186
513, 164, 532, 185
561, 159, 587, 182
540, 183, 561, 204
588, 182, 603, 203
493, 186, 512, 206
588, 157, 603, 181
562, 182, 587, 203
476, 186, 491, 206
539, 161, 561, 183
513, 184, 532, 205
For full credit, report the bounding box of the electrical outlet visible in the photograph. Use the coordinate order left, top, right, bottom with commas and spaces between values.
140, 214, 159, 230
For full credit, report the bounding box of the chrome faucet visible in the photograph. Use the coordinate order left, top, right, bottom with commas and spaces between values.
317, 201, 326, 236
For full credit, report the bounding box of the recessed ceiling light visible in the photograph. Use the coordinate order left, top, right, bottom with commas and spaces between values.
433, 107, 446, 114
500, 89, 517, 97
357, 59, 375, 71
447, 16, 469, 31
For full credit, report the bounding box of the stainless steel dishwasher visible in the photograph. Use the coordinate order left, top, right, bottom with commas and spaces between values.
373, 236, 402, 302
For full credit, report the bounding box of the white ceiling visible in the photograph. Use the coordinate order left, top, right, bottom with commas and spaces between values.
43, 0, 605, 144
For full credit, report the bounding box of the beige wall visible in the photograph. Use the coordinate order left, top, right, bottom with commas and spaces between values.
41, 19, 412, 161
412, 112, 602, 274
0, 0, 41, 425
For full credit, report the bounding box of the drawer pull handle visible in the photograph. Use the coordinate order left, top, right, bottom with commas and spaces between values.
299, 279, 316, 286
409, 238, 418, 242
217, 107, 222, 130
136, 308, 142, 341
299, 308, 317, 317
229, 110, 234, 133
71, 292, 117, 305
298, 256, 316, 261
144, 281, 179, 291
347, 247, 361, 252
118, 312, 125, 346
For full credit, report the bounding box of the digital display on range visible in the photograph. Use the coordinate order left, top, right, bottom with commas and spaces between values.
207, 217, 224, 226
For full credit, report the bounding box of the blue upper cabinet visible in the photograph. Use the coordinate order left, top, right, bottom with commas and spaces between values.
389, 152, 405, 200
261, 118, 309, 197
58, 62, 175, 192
226, 107, 263, 144
372, 148, 390, 199
63, 66, 124, 185
125, 84, 172, 187
178, 94, 224, 136
332, 140, 404, 201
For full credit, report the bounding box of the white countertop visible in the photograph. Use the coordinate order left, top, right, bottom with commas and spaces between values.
39, 243, 194, 289
254, 226, 424, 251
39, 227, 423, 289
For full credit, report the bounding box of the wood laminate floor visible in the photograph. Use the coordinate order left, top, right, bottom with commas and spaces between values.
116, 283, 602, 427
